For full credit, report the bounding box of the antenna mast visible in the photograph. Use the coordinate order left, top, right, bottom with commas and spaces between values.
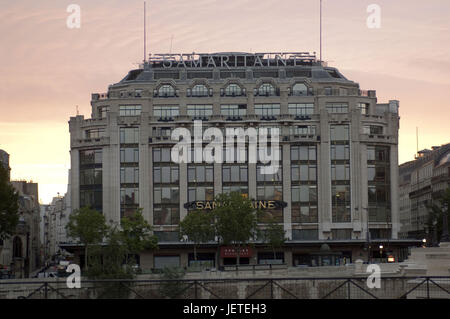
144, 1, 147, 63
320, 0, 322, 62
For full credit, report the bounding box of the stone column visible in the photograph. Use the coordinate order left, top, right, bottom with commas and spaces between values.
282, 144, 292, 239
318, 107, 331, 239
390, 144, 400, 239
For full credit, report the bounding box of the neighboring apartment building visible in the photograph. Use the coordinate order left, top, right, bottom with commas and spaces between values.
0, 150, 41, 277
67, 52, 417, 268
399, 143, 450, 240
42, 192, 71, 261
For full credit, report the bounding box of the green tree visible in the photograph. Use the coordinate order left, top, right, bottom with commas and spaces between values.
88, 225, 131, 279
213, 192, 258, 265
426, 188, 450, 243
0, 164, 19, 240
120, 209, 158, 264
179, 209, 215, 262
258, 215, 286, 261
66, 207, 108, 271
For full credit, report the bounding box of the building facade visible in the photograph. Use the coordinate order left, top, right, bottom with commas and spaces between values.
0, 151, 41, 277
68, 52, 414, 268
399, 143, 450, 240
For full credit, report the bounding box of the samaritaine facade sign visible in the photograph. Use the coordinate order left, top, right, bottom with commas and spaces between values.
148, 52, 316, 69
184, 200, 288, 211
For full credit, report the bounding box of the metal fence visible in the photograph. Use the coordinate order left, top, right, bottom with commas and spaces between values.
0, 276, 449, 299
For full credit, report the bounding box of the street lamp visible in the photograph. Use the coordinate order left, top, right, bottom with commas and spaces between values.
440, 202, 450, 243
379, 244, 383, 263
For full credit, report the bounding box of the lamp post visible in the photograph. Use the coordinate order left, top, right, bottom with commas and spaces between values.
379, 244, 383, 263
440, 202, 450, 243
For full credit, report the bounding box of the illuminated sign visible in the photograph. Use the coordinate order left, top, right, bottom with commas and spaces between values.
148, 52, 316, 69
183, 200, 287, 211
220, 246, 253, 258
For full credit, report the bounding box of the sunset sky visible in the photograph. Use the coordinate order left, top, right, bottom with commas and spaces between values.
0, 0, 449, 204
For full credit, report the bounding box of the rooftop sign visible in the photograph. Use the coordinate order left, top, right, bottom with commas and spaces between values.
147, 52, 316, 69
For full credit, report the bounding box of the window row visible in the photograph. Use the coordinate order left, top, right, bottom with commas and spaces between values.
154, 166, 179, 184
154, 187, 179, 204
80, 149, 102, 165
80, 168, 102, 186
119, 105, 142, 116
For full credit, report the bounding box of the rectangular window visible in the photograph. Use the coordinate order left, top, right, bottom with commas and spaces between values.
153, 148, 172, 162
326, 103, 348, 114
85, 128, 105, 139
358, 103, 369, 115
80, 149, 102, 165
120, 127, 139, 144
187, 105, 213, 118
254, 104, 280, 117
332, 229, 352, 240
153, 106, 179, 118
98, 106, 110, 118
153, 207, 180, 225
222, 165, 248, 183
221, 104, 247, 117
289, 125, 316, 136
153, 166, 179, 184
188, 165, 214, 183
120, 148, 139, 163
288, 103, 314, 116
119, 105, 142, 116
363, 125, 383, 135
330, 125, 349, 141
120, 188, 139, 205
188, 187, 214, 201
120, 167, 139, 184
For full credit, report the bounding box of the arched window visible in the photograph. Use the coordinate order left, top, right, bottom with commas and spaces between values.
13, 236, 22, 258
158, 85, 175, 97
224, 84, 242, 96
257, 83, 275, 96
191, 84, 209, 97
292, 83, 308, 96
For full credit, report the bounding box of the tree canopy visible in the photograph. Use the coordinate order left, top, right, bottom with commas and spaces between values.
213, 192, 258, 265
179, 209, 215, 261
0, 164, 19, 240
66, 207, 108, 270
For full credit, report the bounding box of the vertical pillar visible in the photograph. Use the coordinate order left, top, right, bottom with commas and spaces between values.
282, 143, 292, 239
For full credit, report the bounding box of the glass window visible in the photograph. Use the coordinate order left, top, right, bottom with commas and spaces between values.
99, 106, 110, 118
288, 103, 314, 116
153, 106, 179, 118
86, 128, 105, 139
119, 105, 142, 116
120, 188, 139, 205
187, 105, 213, 118
221, 104, 247, 117
289, 125, 316, 136
120, 127, 139, 144
326, 103, 348, 114
254, 104, 280, 117
257, 83, 276, 96
120, 148, 139, 163
191, 84, 209, 97
330, 125, 349, 141
120, 167, 139, 184
358, 103, 369, 115
292, 83, 308, 96
224, 84, 242, 96
158, 85, 175, 97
